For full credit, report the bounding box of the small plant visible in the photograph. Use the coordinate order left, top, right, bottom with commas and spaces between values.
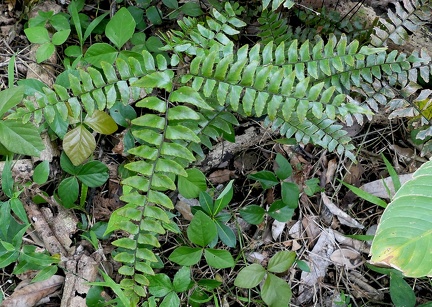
147, 266, 192, 306
240, 153, 300, 224
191, 180, 237, 247
234, 250, 296, 307
24, 10, 71, 63
0, 159, 60, 282
168, 209, 235, 269
57, 152, 109, 208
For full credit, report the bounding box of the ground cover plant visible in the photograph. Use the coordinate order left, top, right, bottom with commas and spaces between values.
0, 0, 432, 306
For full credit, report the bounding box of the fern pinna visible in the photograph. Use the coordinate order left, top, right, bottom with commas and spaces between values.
7, 1, 432, 304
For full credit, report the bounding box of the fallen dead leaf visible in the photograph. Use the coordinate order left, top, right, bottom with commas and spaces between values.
330, 248, 363, 269
1, 275, 64, 307
321, 193, 364, 229
208, 169, 236, 184
360, 173, 413, 199
296, 228, 336, 305
325, 158, 338, 184
288, 220, 302, 239
271, 220, 286, 241
343, 161, 363, 186
175, 195, 199, 221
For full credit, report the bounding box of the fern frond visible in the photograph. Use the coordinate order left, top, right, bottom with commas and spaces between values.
262, 0, 294, 11
160, 2, 246, 56
371, 0, 430, 47
258, 10, 294, 45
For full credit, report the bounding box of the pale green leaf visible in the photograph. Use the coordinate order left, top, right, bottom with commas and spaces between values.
63, 125, 96, 166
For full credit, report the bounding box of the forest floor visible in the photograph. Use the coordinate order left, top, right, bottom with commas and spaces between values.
1, 1, 432, 306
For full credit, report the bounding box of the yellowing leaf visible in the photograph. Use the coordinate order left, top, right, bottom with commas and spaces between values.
84, 110, 118, 134
63, 125, 96, 165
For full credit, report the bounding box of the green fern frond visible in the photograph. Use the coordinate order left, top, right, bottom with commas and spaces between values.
262, 0, 294, 11
258, 10, 294, 45
371, 0, 430, 47
160, 2, 246, 56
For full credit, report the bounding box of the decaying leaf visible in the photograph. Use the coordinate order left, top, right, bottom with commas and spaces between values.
175, 195, 199, 221
2, 275, 64, 307
271, 220, 286, 240
208, 169, 237, 184
297, 228, 336, 304
325, 158, 338, 184
360, 173, 413, 199
321, 193, 364, 229
330, 248, 363, 269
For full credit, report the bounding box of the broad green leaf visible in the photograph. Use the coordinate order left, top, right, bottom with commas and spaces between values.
173, 266, 191, 293
0, 86, 24, 117
281, 182, 300, 208
180, 2, 204, 16
36, 42, 55, 63
33, 161, 50, 184
187, 211, 217, 247
213, 180, 233, 215
268, 200, 295, 222
275, 153, 292, 180
240, 205, 265, 225
58, 177, 79, 208
204, 249, 235, 269
24, 27, 50, 44
234, 263, 266, 288
1, 159, 13, 198
84, 110, 118, 135
371, 160, 432, 277
106, 7, 136, 49
248, 171, 279, 190
261, 273, 292, 307
76, 161, 109, 187
146, 6, 163, 25
0, 121, 44, 156
63, 125, 96, 166
84, 43, 118, 68
60, 152, 78, 175
199, 192, 214, 215
148, 273, 173, 297
52, 29, 71, 45
163, 0, 178, 9
178, 168, 207, 199
169, 246, 202, 266
160, 292, 180, 307
215, 220, 236, 248
389, 272, 416, 307
267, 251, 296, 273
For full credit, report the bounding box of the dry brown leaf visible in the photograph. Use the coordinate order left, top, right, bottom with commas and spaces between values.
208, 169, 236, 184
330, 248, 363, 269
325, 158, 338, 184
344, 161, 363, 186
321, 193, 364, 229
302, 215, 321, 245
1, 275, 64, 307
175, 195, 198, 221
